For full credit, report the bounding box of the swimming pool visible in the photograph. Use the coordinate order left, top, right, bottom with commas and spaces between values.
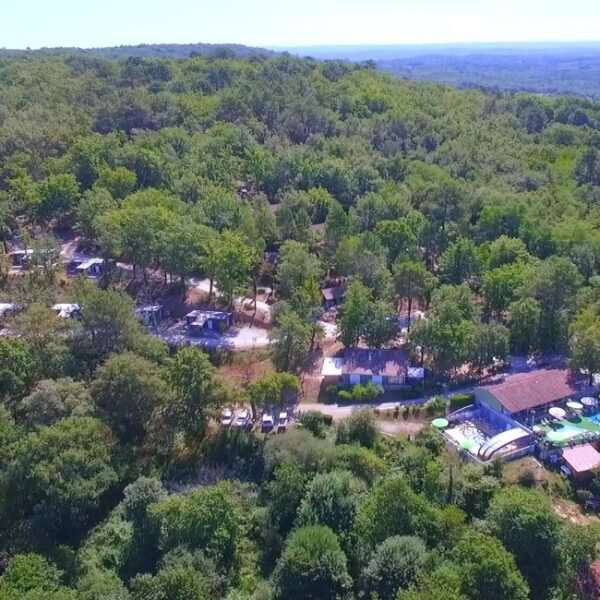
445, 421, 489, 455
545, 424, 583, 442
588, 412, 600, 425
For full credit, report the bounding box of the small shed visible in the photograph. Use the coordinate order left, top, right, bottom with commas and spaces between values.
321, 357, 344, 386
74, 258, 105, 277
321, 285, 346, 308
52, 303, 81, 319
562, 444, 600, 478
8, 249, 33, 268
185, 310, 233, 336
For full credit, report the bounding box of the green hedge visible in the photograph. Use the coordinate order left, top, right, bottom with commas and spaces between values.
449, 393, 475, 409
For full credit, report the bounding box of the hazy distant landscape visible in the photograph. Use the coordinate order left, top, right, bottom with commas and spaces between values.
280, 42, 600, 99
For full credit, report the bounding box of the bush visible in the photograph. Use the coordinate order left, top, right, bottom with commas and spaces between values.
272, 525, 352, 600
449, 393, 475, 409
414, 427, 445, 456
336, 409, 378, 449
297, 411, 331, 439
545, 472, 572, 499
325, 385, 339, 395
575, 489, 593, 507
362, 535, 428, 599
264, 428, 334, 475
425, 395, 449, 417
334, 445, 385, 486
397, 388, 421, 400
517, 468, 537, 488
338, 382, 384, 403
410, 405, 423, 419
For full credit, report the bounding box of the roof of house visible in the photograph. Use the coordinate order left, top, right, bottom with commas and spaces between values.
342, 348, 408, 378
76, 258, 104, 270
562, 443, 600, 474
186, 310, 231, 326
321, 285, 346, 302
477, 368, 580, 413
186, 310, 231, 319
321, 357, 344, 377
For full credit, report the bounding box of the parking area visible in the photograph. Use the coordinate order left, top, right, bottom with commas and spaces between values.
219, 407, 290, 434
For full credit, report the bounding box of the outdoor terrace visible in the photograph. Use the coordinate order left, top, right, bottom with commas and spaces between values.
534, 412, 600, 448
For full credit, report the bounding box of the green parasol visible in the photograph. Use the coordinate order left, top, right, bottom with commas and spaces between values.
460, 439, 476, 451
432, 418, 449, 429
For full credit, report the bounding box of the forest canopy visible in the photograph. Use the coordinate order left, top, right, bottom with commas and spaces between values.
0, 51, 599, 599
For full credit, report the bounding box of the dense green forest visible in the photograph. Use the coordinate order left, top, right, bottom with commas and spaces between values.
0, 51, 600, 599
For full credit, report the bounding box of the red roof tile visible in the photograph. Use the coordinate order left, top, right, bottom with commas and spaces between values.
342, 348, 408, 378
563, 444, 600, 474
478, 368, 580, 413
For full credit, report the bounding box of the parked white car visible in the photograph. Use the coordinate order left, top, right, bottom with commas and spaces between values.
235, 409, 251, 429
277, 411, 288, 432
262, 413, 275, 433
220, 409, 233, 427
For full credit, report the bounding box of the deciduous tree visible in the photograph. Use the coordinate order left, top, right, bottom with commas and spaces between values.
272, 525, 352, 600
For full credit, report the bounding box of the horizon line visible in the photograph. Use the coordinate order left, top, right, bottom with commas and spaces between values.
270, 39, 600, 48
4, 39, 600, 52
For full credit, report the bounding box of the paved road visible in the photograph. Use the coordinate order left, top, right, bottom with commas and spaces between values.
297, 398, 428, 420
298, 384, 477, 421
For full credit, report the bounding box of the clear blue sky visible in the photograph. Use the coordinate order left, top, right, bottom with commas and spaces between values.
2, 0, 599, 49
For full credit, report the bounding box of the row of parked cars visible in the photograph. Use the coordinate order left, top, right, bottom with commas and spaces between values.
220, 408, 289, 433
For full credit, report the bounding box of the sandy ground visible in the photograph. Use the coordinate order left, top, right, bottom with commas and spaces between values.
553, 497, 600, 526
158, 323, 271, 350
375, 419, 427, 436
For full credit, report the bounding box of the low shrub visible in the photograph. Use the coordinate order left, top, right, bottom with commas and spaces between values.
575, 489, 593, 507
336, 409, 378, 448
449, 393, 475, 409
517, 468, 537, 488
297, 411, 331, 439
338, 382, 384, 403
424, 396, 449, 417
397, 388, 421, 400
411, 405, 423, 419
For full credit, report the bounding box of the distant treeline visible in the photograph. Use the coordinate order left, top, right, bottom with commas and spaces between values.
4, 42, 600, 99
0, 42, 274, 60
378, 50, 600, 100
